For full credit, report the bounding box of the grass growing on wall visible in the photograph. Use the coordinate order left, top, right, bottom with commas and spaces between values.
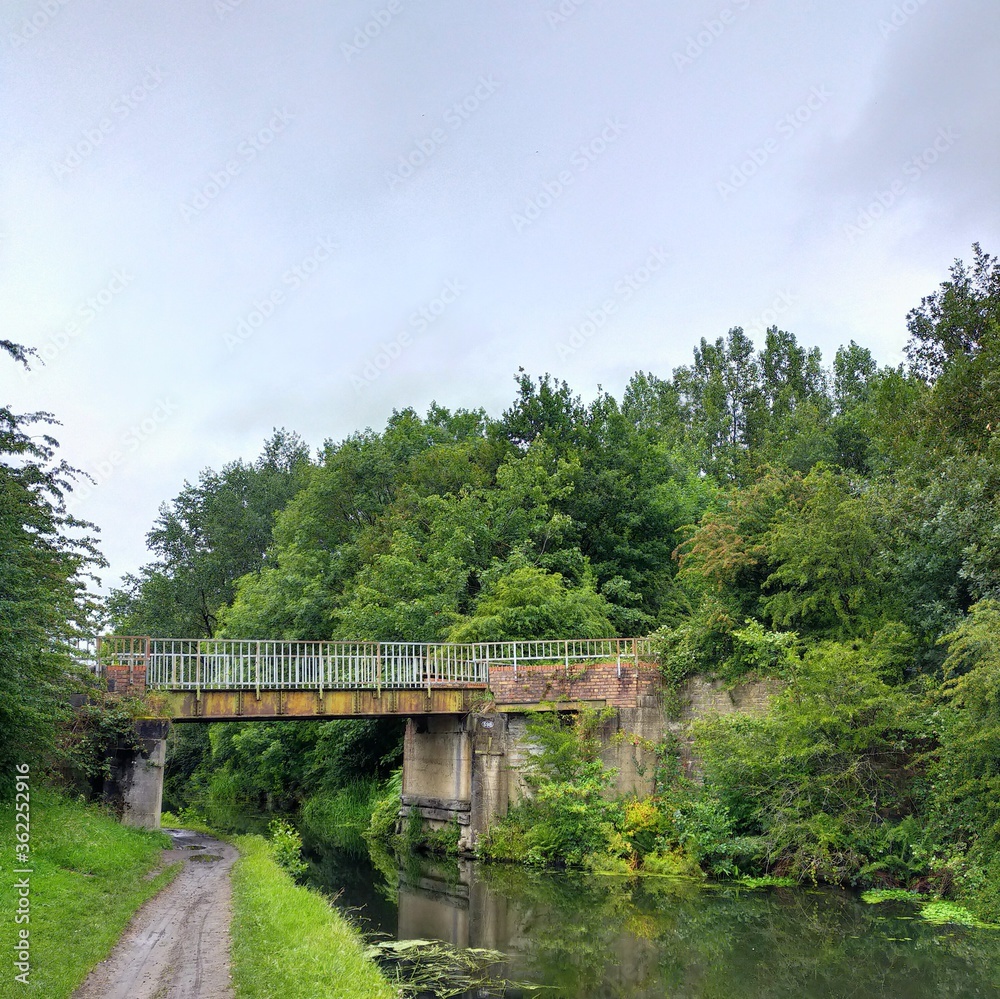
0, 790, 178, 999
230, 834, 395, 999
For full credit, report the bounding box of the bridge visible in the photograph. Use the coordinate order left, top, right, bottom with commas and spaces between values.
97, 635, 665, 846
97, 635, 655, 720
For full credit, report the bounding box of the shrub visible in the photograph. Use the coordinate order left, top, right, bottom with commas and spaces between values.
642, 848, 704, 878
367, 769, 403, 846
477, 708, 620, 867
269, 818, 307, 878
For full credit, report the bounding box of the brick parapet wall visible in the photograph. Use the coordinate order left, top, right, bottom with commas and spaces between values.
486, 661, 662, 708
104, 664, 147, 697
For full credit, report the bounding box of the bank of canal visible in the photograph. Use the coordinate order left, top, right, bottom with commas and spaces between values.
301, 832, 1000, 998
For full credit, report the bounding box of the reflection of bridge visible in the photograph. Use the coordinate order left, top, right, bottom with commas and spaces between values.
97, 635, 664, 842
97, 635, 654, 720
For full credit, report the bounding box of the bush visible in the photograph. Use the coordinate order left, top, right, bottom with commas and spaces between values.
691, 632, 929, 884
478, 708, 621, 867
475, 803, 532, 862
366, 769, 403, 846
642, 848, 704, 878
269, 818, 307, 878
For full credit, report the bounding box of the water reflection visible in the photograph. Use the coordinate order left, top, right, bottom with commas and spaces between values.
304, 842, 1000, 999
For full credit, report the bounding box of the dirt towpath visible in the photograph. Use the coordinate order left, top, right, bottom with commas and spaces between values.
73, 829, 237, 999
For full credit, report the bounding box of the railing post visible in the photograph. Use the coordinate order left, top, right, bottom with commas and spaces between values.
617, 638, 622, 678
564, 639, 569, 674
376, 642, 382, 698
195, 641, 202, 701
255, 641, 261, 701
513, 642, 517, 681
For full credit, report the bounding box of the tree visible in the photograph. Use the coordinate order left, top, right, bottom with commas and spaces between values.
673, 327, 765, 480
447, 565, 615, 642
1, 342, 103, 799
905, 243, 1000, 449
499, 369, 587, 454
761, 466, 894, 638
109, 429, 311, 636
934, 601, 1000, 838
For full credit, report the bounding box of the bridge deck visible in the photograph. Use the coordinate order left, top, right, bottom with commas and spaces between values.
97, 636, 654, 720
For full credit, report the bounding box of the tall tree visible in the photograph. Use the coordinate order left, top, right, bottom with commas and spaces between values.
673, 327, 765, 479
1, 343, 103, 799
905, 243, 1000, 450
108, 429, 311, 636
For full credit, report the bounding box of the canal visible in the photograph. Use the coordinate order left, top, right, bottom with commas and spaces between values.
301, 830, 1000, 998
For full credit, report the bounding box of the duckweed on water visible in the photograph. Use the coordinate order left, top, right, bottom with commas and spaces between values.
861, 889, 924, 904
919, 901, 999, 929
862, 890, 1000, 929
366, 938, 546, 998
736, 875, 798, 889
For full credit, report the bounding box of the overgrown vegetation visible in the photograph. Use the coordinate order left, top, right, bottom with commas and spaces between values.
366, 939, 542, 998
0, 342, 103, 802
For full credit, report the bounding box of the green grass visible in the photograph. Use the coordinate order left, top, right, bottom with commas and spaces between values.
0, 789, 179, 999
160, 808, 219, 836
300, 781, 380, 848
230, 834, 395, 999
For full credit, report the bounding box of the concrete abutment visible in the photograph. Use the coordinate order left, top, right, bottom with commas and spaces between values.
102, 718, 170, 829
400, 676, 778, 852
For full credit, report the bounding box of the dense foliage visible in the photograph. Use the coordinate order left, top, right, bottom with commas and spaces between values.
109, 246, 1000, 917
0, 342, 104, 800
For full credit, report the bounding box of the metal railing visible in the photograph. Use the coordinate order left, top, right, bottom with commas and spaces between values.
96, 636, 653, 691
470, 637, 651, 676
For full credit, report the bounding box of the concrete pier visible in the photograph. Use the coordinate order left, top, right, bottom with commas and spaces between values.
104, 719, 170, 829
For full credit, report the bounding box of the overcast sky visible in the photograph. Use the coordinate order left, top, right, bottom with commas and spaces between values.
2, 0, 998, 590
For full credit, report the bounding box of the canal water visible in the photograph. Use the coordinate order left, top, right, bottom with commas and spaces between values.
302, 832, 1000, 998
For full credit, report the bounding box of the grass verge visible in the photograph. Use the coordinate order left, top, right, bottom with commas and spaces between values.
230, 834, 395, 999
0, 789, 179, 999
